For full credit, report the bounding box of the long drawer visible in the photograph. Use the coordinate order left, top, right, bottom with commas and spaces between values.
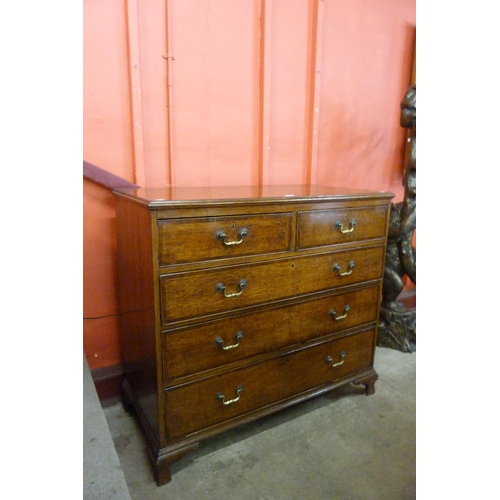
297, 205, 388, 249
164, 328, 375, 439
158, 213, 293, 266
160, 245, 385, 323
162, 285, 380, 381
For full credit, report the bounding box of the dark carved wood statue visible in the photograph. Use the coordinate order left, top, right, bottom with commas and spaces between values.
377, 84, 416, 352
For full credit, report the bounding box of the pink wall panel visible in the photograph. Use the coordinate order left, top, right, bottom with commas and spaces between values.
135, 0, 171, 188
83, 180, 121, 369
169, 0, 261, 186
267, 0, 311, 185
316, 0, 416, 200
83, 0, 134, 369
83, 0, 134, 179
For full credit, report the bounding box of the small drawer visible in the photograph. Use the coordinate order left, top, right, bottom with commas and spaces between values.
160, 246, 385, 323
164, 328, 375, 438
162, 285, 380, 381
297, 205, 388, 249
157, 213, 292, 266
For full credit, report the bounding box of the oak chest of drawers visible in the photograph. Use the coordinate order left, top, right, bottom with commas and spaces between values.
112, 185, 393, 486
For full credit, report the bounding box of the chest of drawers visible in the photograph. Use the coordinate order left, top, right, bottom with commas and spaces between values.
112, 185, 393, 486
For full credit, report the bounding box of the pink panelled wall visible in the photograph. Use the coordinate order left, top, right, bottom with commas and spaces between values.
169, 0, 262, 186
83, 0, 416, 371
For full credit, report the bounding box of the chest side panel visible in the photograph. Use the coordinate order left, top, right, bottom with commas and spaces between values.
114, 196, 162, 445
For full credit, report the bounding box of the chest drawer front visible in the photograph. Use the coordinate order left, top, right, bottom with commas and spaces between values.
163, 285, 379, 381
297, 205, 388, 249
165, 328, 375, 438
158, 213, 292, 266
160, 245, 384, 323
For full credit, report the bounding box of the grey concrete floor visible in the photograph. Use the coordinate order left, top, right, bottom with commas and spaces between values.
104, 346, 415, 500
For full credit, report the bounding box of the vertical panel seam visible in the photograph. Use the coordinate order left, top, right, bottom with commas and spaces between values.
258, 0, 272, 187
305, 0, 323, 186
165, 0, 175, 187
125, 0, 146, 187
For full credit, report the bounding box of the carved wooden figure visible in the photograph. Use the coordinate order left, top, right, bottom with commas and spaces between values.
377, 84, 416, 353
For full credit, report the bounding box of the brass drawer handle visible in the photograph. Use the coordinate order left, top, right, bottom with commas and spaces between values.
214, 331, 244, 350
216, 385, 243, 406
326, 351, 346, 368
333, 261, 355, 276
216, 227, 248, 246
329, 305, 350, 321
215, 279, 247, 298
335, 219, 357, 233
